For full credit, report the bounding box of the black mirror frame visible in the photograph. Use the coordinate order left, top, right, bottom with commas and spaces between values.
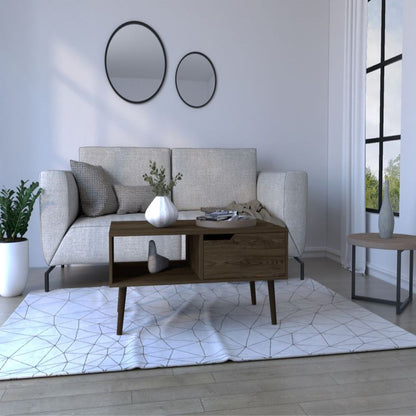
175, 52, 217, 108
104, 21, 167, 104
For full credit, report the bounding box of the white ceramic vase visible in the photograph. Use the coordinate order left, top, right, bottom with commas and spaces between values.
145, 196, 178, 228
0, 239, 29, 297
378, 179, 394, 239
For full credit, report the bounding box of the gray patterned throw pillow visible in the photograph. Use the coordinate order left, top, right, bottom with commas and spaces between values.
113, 185, 155, 214
70, 160, 118, 217
138, 186, 156, 212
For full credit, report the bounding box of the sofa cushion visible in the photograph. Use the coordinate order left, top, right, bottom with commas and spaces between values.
171, 148, 257, 210
50, 213, 182, 264
70, 160, 118, 217
79, 147, 171, 186
113, 185, 155, 214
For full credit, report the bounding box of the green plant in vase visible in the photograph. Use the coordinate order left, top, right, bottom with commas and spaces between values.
0, 180, 42, 296
0, 180, 42, 242
142, 160, 183, 196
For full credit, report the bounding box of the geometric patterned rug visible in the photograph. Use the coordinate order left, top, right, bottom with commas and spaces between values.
0, 278, 415, 380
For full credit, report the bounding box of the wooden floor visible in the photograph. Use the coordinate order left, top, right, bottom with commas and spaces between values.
1, 258, 416, 415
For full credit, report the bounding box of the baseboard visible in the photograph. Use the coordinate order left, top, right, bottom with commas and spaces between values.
366, 262, 406, 286
325, 247, 341, 263
303, 246, 341, 263
298, 247, 411, 288
303, 246, 328, 258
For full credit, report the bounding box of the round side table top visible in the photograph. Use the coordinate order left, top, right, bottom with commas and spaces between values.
348, 233, 416, 250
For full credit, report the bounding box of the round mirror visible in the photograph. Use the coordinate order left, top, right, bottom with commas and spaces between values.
105, 21, 166, 103
175, 52, 217, 108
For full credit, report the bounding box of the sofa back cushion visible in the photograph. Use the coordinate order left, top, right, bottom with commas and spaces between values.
172, 148, 257, 210
79, 147, 171, 186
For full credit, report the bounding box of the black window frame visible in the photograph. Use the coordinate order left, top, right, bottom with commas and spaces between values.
366, 0, 402, 216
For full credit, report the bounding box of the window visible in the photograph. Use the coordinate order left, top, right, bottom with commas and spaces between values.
365, 0, 402, 214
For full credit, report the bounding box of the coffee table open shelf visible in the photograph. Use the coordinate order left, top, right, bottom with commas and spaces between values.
109, 220, 288, 335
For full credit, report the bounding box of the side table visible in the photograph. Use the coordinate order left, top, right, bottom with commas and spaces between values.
347, 233, 416, 314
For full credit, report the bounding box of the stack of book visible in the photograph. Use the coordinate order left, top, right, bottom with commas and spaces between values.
196, 210, 238, 222
196, 210, 256, 228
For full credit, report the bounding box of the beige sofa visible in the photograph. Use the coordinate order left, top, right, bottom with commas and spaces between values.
40, 147, 307, 290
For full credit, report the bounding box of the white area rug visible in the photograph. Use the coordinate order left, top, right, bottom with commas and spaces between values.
0, 278, 416, 380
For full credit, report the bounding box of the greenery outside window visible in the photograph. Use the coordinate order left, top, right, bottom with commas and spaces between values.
365, 0, 402, 214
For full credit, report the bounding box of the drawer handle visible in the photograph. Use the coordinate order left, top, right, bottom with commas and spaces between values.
204, 234, 234, 241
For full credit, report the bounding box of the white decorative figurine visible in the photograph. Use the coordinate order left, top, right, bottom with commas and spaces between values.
147, 240, 169, 274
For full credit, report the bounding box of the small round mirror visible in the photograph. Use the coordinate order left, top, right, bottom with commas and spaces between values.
105, 21, 166, 103
175, 52, 217, 108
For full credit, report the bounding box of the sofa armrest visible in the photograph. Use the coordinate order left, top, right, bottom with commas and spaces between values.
40, 170, 79, 265
257, 171, 308, 257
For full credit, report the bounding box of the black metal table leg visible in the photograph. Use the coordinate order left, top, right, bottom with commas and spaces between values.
44, 265, 56, 292
352, 248, 412, 315
294, 257, 305, 280
395, 249, 413, 314
409, 250, 413, 301
348, 234, 416, 315
396, 250, 402, 314
351, 245, 356, 297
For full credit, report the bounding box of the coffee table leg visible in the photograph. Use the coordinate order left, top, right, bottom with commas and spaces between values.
250, 281, 256, 305
267, 280, 277, 325
117, 287, 127, 336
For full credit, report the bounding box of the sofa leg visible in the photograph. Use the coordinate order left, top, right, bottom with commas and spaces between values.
294, 257, 304, 280
45, 266, 56, 292
249, 281, 256, 305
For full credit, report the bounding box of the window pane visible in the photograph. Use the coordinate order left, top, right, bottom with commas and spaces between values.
366, 70, 380, 139
383, 140, 400, 213
385, 0, 403, 60
384, 61, 402, 137
366, 143, 379, 210
367, 0, 381, 67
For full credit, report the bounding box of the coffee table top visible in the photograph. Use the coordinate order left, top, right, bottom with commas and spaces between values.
109, 219, 286, 237
348, 233, 416, 250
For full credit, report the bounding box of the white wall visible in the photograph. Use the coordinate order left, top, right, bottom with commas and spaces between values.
0, 0, 330, 268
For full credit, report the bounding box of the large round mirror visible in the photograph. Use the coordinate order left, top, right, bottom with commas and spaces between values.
175, 52, 217, 108
105, 21, 166, 103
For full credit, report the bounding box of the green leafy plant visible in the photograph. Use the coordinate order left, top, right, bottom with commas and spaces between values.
366, 155, 400, 213
143, 160, 183, 196
0, 180, 42, 242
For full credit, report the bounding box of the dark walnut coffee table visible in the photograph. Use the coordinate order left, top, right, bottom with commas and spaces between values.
109, 220, 288, 335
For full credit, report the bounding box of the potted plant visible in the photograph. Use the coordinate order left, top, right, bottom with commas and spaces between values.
0, 180, 42, 297
143, 160, 182, 227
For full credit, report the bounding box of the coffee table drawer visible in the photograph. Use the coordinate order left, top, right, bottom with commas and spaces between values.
203, 232, 287, 280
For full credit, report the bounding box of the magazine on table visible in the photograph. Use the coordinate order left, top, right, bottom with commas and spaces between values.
196, 209, 253, 222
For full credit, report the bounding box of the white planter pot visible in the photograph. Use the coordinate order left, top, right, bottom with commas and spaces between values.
145, 196, 178, 228
0, 239, 29, 297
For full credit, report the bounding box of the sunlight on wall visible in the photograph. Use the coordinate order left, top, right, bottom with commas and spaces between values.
50, 40, 164, 159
